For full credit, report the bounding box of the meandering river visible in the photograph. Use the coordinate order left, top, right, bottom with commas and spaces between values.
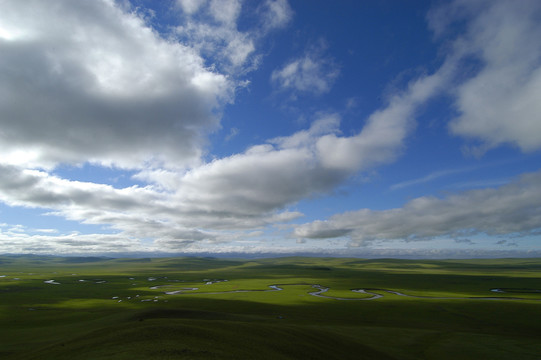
159, 283, 541, 301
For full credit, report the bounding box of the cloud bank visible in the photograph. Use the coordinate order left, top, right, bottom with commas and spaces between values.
0, 107, 409, 248
295, 170, 541, 245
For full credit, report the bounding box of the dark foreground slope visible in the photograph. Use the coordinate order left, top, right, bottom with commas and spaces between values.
1, 256, 540, 359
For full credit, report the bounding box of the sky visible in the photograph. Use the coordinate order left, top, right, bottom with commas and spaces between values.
0, 0, 540, 258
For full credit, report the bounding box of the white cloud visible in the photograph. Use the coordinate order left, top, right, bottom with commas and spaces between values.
0, 231, 145, 255
0, 0, 231, 170
0, 106, 417, 252
0, 160, 303, 247
291, 0, 541, 248
0, 2, 452, 253
390, 168, 467, 191
2, 0, 539, 256
390, 159, 516, 191
177, 0, 206, 15
225, 127, 240, 141
0, 0, 292, 173
259, 0, 294, 31
167, 104, 421, 222
174, 0, 291, 73
295, 170, 541, 245
178, 0, 244, 27
316, 64, 452, 172
209, 0, 241, 26
429, 0, 541, 153
271, 45, 340, 95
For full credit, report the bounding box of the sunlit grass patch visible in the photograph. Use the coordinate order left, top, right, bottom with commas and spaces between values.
51, 298, 138, 310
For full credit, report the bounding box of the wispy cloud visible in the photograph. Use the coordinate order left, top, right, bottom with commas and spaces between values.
390, 167, 476, 191
258, 0, 294, 32
455, 238, 475, 245
225, 127, 240, 142
174, 0, 292, 74
446, 178, 511, 190
391, 158, 523, 191
271, 41, 340, 96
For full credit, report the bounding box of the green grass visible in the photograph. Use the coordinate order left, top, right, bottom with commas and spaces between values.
1, 256, 540, 359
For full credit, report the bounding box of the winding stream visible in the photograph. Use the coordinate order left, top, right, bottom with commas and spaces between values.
159, 283, 541, 301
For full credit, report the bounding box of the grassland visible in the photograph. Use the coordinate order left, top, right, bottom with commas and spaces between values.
1, 255, 540, 359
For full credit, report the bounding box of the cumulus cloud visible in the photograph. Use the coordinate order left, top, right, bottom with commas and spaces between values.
140, 102, 424, 225
0, 0, 293, 173
0, 0, 232, 170
271, 43, 340, 95
429, 0, 541, 153
294, 170, 541, 245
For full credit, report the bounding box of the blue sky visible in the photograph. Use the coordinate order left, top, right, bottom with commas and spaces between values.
1, 0, 540, 257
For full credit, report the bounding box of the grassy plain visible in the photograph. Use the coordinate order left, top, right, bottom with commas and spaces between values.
1, 255, 540, 359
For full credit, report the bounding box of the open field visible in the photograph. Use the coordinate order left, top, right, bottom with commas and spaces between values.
1, 256, 540, 359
